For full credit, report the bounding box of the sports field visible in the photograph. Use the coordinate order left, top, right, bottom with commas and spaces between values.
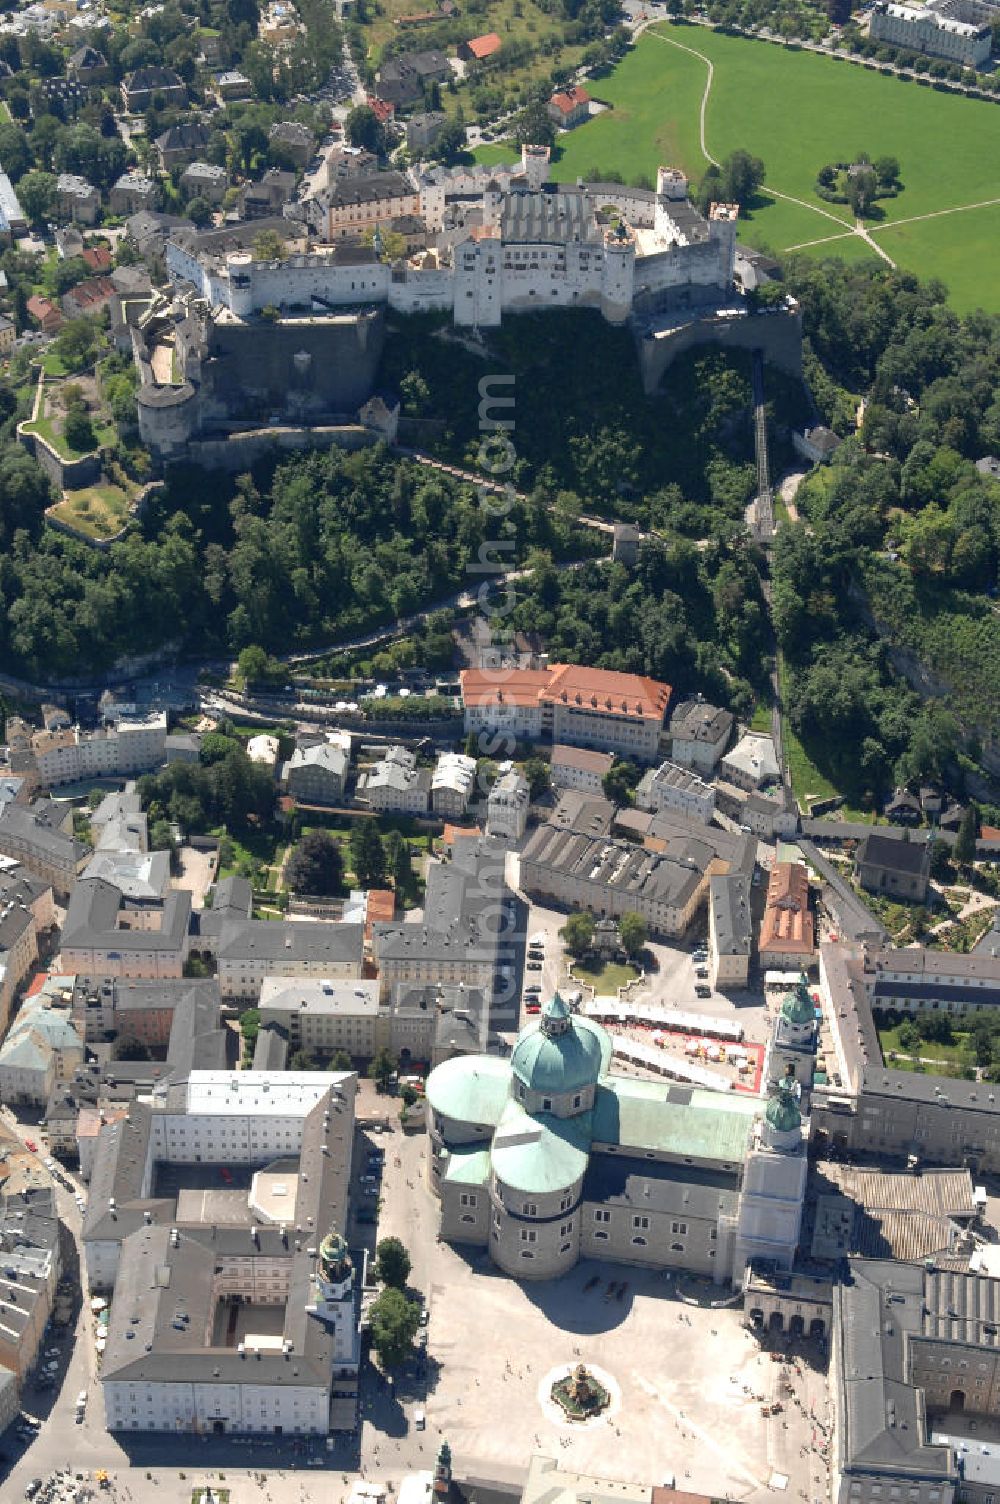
480, 24, 1000, 311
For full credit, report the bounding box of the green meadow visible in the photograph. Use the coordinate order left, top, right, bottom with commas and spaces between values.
476, 24, 1000, 311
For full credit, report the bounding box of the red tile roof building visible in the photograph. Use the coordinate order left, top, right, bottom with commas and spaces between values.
547, 84, 591, 128
458, 31, 502, 61
461, 663, 670, 762
759, 861, 815, 969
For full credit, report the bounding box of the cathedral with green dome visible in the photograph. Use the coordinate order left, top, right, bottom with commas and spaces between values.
424, 990, 811, 1284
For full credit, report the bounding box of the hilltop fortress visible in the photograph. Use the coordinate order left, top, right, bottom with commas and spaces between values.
134, 146, 802, 464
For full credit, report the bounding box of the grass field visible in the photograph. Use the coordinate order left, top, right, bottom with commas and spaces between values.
507, 24, 1000, 311
49, 484, 130, 541
25, 413, 115, 459
571, 959, 640, 992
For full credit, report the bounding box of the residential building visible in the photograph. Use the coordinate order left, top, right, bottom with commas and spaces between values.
80, 849, 171, 901
282, 742, 349, 805
669, 700, 734, 773
486, 768, 529, 844
856, 831, 931, 902
708, 872, 751, 989
0, 1183, 61, 1384
61, 275, 115, 319
155, 120, 212, 170
56, 173, 100, 226
25, 294, 62, 333
831, 1259, 1000, 1504
67, 44, 110, 82
0, 171, 26, 239
461, 664, 671, 763
550, 745, 613, 795
358, 746, 431, 815
635, 759, 716, 825
72, 974, 219, 1051
0, 315, 15, 355
247, 733, 280, 774
374, 839, 509, 1017
86, 1071, 360, 1433
0, 803, 89, 898
27, 712, 167, 786
82, 245, 113, 275
719, 731, 780, 791
547, 85, 590, 128
121, 67, 187, 112
215, 920, 365, 1002
431, 752, 477, 819
519, 813, 733, 940
213, 69, 252, 101
406, 111, 449, 154
792, 425, 841, 465
759, 861, 815, 972
180, 161, 228, 204
870, 0, 991, 65
373, 49, 450, 109
885, 785, 923, 824
240, 168, 296, 220
327, 171, 421, 241
61, 880, 191, 979
109, 171, 159, 216
426, 993, 808, 1283
0, 869, 53, 1037
268, 120, 314, 167
258, 976, 381, 1057
0, 976, 84, 1107
458, 32, 502, 61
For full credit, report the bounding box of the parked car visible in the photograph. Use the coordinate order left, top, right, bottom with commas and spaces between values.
24, 1140, 37, 1153
526, 961, 542, 972
414, 1408, 426, 1430
696, 968, 709, 979
525, 1002, 541, 1014
695, 984, 711, 998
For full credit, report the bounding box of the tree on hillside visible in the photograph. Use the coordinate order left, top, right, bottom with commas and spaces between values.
368, 1045, 396, 1091
384, 828, 412, 891
846, 165, 878, 218
721, 149, 766, 210
375, 1236, 411, 1289
523, 756, 550, 798
369, 1287, 421, 1369
18, 169, 56, 224
602, 758, 641, 807
351, 819, 386, 886
345, 103, 385, 154
286, 830, 344, 895
954, 804, 979, 866
63, 406, 96, 453
618, 911, 648, 959
237, 643, 283, 686
512, 98, 554, 149
560, 909, 595, 957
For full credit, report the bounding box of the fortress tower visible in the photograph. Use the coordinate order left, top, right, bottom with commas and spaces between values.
600, 220, 637, 324
708, 201, 740, 283
520, 143, 551, 191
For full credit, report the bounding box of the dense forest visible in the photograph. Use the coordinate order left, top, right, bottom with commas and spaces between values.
0, 445, 601, 680
772, 257, 1000, 806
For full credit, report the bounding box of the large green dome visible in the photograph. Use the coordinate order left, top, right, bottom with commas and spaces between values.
510, 995, 610, 1097
766, 1083, 802, 1134
781, 977, 814, 1027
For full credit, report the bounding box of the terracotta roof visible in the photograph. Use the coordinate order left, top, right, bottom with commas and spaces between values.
549, 85, 590, 114
461, 667, 552, 709
65, 276, 115, 310
545, 662, 670, 720
365, 888, 395, 944
82, 244, 113, 272
760, 860, 814, 954
464, 31, 501, 57
460, 664, 671, 721
366, 95, 396, 122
